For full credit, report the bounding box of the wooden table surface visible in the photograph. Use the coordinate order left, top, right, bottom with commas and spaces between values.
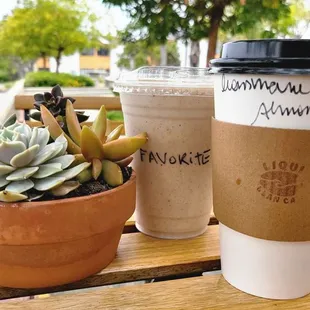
1, 214, 309, 309
4, 275, 310, 310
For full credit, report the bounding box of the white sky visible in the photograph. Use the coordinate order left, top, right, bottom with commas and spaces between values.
0, 0, 130, 35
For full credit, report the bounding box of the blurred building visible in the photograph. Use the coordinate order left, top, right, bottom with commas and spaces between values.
34, 39, 111, 77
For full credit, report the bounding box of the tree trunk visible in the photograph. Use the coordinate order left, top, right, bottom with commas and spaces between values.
55, 48, 63, 74
184, 40, 188, 67
160, 44, 167, 66
190, 41, 200, 67
55, 56, 61, 74
43, 56, 47, 69
41, 52, 47, 69
129, 57, 135, 70
206, 5, 226, 66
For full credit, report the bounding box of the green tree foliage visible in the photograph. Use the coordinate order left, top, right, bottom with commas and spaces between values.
0, 58, 17, 82
117, 40, 180, 69
220, 0, 309, 42
0, 55, 34, 81
102, 0, 296, 64
0, 0, 101, 73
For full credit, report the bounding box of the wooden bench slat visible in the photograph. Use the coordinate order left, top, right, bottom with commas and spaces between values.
4, 274, 309, 309
125, 214, 135, 227
123, 213, 218, 233
15, 95, 121, 110
123, 214, 137, 233
0, 225, 220, 300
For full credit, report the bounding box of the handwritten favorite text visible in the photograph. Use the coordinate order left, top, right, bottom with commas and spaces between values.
140, 149, 210, 166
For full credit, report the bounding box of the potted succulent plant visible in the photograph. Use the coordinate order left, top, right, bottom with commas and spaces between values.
0, 85, 147, 289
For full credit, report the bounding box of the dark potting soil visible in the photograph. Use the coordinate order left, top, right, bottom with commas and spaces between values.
35, 166, 133, 201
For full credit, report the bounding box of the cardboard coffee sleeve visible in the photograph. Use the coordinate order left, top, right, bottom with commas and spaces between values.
212, 118, 310, 242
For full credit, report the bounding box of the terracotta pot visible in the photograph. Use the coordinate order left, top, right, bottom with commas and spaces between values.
0, 173, 136, 289
106, 119, 125, 135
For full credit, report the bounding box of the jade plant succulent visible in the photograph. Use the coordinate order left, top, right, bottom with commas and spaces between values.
38, 86, 148, 188
31, 84, 89, 130
0, 122, 90, 202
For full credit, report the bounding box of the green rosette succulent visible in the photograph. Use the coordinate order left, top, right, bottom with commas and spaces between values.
0, 122, 91, 202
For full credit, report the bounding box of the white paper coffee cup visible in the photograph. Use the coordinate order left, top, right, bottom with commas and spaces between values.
211, 39, 310, 299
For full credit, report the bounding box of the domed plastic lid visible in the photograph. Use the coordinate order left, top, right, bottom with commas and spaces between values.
210, 39, 310, 75
114, 66, 213, 96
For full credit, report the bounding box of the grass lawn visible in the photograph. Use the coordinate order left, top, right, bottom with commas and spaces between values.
107, 110, 124, 121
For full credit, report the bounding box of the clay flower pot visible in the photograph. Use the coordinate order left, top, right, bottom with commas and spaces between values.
0, 173, 136, 289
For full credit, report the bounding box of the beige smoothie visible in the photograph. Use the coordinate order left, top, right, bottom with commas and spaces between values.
115, 67, 214, 239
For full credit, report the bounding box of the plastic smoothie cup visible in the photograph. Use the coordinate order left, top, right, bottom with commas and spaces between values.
210, 39, 310, 299
114, 67, 214, 239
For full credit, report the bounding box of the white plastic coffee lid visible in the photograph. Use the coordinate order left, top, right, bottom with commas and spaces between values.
114, 66, 214, 96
